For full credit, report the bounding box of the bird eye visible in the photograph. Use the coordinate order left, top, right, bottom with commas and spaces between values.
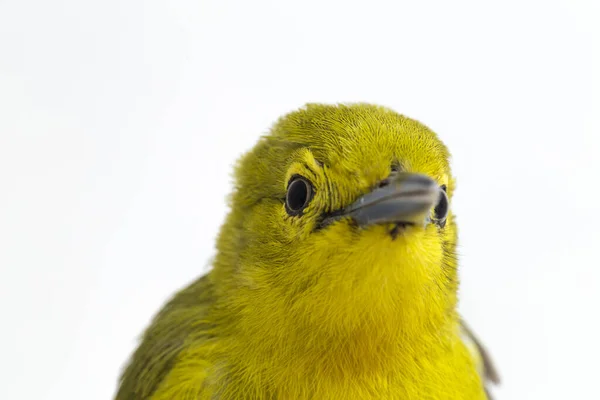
433, 185, 449, 227
285, 176, 313, 216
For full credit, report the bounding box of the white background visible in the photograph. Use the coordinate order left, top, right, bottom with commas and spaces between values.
1, 1, 598, 399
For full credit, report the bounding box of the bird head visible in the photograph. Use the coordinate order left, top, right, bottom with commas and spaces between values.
214, 103, 458, 338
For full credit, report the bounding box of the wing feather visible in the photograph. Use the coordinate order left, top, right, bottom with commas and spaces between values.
115, 275, 215, 400
459, 319, 500, 399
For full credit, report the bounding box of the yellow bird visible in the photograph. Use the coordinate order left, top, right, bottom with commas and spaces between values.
115, 103, 500, 399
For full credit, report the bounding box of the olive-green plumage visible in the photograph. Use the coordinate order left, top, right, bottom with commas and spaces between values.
116, 103, 499, 399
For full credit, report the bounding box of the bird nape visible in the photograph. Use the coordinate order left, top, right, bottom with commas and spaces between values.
115, 103, 499, 400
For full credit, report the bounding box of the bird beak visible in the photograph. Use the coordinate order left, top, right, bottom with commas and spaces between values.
342, 173, 444, 228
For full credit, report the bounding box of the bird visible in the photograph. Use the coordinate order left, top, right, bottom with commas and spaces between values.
115, 103, 500, 399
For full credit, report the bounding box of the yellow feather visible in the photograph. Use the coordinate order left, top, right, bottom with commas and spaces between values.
116, 103, 494, 400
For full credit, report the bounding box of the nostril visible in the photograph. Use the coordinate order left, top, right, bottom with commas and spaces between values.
378, 179, 390, 188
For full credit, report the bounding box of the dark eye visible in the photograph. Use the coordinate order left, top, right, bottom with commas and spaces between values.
285, 176, 313, 216
433, 185, 449, 227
